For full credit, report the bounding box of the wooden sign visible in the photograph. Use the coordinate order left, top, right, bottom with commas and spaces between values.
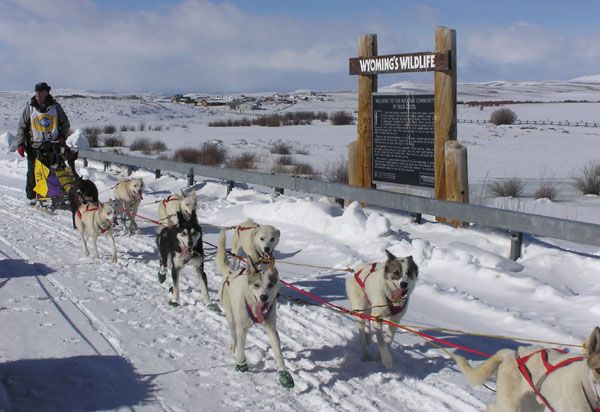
349, 51, 449, 75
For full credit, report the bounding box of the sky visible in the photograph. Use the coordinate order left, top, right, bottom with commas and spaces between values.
1, 0, 600, 93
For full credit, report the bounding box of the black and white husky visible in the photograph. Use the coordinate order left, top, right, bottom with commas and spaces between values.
156, 210, 219, 311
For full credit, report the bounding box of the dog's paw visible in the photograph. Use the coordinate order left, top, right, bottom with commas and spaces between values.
278, 371, 294, 388
158, 272, 166, 284
235, 362, 249, 372
207, 303, 221, 313
168, 301, 179, 308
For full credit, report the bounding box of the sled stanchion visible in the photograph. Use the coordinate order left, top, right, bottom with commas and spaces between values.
275, 187, 284, 196
155, 169, 161, 179
187, 168, 194, 187
509, 231, 523, 261
226, 180, 235, 195
412, 213, 422, 224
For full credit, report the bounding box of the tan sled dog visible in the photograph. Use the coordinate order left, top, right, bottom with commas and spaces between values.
74, 201, 117, 263
157, 190, 197, 228
216, 228, 294, 388
114, 178, 144, 234
228, 219, 280, 264
452, 327, 600, 412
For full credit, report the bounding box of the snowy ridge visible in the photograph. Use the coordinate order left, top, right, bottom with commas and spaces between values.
1, 153, 598, 410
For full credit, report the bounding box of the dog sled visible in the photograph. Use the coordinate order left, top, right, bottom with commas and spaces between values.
33, 140, 79, 210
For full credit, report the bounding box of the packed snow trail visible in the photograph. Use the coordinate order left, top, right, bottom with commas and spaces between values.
0, 157, 598, 411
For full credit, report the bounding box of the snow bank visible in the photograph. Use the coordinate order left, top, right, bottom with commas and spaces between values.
0, 132, 17, 153
66, 128, 89, 150
242, 199, 392, 247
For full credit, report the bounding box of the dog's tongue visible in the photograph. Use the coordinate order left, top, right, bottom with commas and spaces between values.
391, 288, 406, 302
254, 302, 267, 323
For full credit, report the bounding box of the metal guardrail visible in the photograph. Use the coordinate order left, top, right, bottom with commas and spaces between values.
78, 149, 600, 258
457, 119, 600, 127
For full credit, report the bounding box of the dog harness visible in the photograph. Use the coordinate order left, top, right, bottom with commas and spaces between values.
236, 225, 257, 236
354, 263, 408, 316
162, 195, 179, 208
515, 348, 596, 412
76, 204, 98, 220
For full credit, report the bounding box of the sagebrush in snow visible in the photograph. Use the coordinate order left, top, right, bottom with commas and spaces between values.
490, 108, 517, 125
534, 182, 558, 200
330, 111, 354, 125
172, 143, 226, 166
227, 152, 258, 170
103, 124, 117, 134
129, 137, 152, 153
84, 127, 101, 147
270, 142, 292, 155
572, 160, 600, 195
104, 135, 125, 147
489, 178, 525, 197
322, 156, 348, 184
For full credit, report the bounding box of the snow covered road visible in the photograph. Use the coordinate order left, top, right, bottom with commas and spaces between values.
1, 156, 598, 411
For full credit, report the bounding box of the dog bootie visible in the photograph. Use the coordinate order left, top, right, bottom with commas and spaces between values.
158, 271, 166, 284
168, 301, 179, 307
278, 371, 294, 388
207, 303, 221, 313
235, 362, 249, 372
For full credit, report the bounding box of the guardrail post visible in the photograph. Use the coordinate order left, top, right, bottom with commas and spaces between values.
187, 168, 194, 187
335, 197, 344, 207
509, 231, 523, 261
227, 180, 235, 195
83, 158, 88, 167
127, 166, 134, 176
412, 213, 422, 224
155, 169, 161, 179
103, 161, 109, 171
275, 188, 284, 196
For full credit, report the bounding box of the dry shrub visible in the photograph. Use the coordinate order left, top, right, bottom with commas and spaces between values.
572, 160, 600, 195
323, 157, 348, 184
270, 142, 292, 155
489, 178, 525, 197
104, 135, 125, 147
227, 152, 257, 169
330, 111, 354, 125
490, 108, 517, 125
130, 137, 152, 152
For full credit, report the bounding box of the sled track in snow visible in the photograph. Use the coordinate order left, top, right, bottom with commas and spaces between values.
0, 182, 488, 411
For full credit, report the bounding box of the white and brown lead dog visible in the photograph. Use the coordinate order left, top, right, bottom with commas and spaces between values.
345, 250, 418, 369
216, 228, 294, 388
227, 219, 280, 264
157, 190, 197, 228
452, 327, 600, 412
114, 178, 144, 234
74, 201, 117, 263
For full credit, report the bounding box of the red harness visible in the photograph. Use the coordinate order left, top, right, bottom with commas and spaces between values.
354, 263, 407, 316
162, 195, 179, 208
224, 268, 246, 288
76, 204, 99, 220
516, 348, 592, 412
236, 225, 257, 235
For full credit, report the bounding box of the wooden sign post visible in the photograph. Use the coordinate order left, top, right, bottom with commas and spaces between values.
349, 26, 467, 226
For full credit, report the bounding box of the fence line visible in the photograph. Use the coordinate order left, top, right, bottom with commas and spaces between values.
457, 119, 600, 127
78, 149, 600, 259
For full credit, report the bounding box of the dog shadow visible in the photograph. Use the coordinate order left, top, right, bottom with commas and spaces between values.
124, 250, 157, 263
0, 259, 54, 279
0, 355, 154, 411
290, 272, 349, 301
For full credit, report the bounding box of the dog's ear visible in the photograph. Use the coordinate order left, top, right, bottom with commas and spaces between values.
191, 190, 197, 198
275, 228, 280, 238
588, 327, 600, 356
180, 189, 186, 198
176, 210, 185, 222
384, 249, 396, 262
